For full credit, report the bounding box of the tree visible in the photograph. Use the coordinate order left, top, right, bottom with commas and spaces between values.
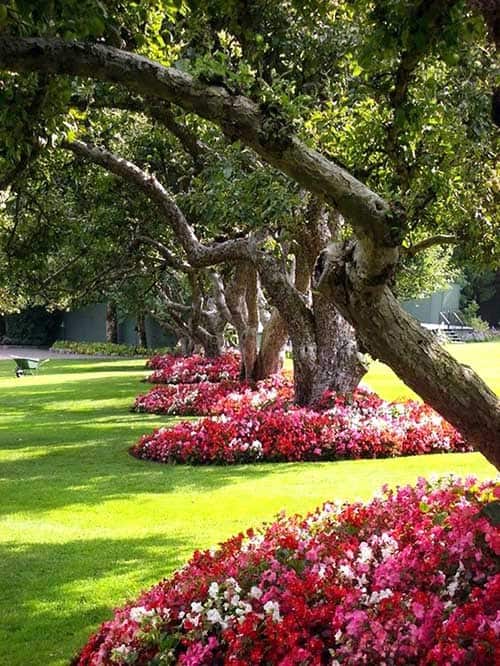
0, 1, 498, 467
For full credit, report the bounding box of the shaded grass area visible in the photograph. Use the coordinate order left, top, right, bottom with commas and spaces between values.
0, 346, 498, 665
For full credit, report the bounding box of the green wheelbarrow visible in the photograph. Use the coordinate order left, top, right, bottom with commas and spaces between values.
11, 356, 50, 377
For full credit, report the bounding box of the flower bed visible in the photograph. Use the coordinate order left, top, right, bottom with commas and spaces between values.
133, 376, 294, 416
73, 476, 500, 665
146, 352, 240, 384
131, 390, 468, 465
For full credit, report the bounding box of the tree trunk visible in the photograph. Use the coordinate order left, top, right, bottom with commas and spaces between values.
313, 296, 367, 399
224, 262, 261, 380
105, 301, 118, 344
254, 308, 288, 379
178, 336, 195, 356
291, 295, 367, 406
136, 312, 147, 347
240, 264, 259, 379
201, 333, 222, 358
328, 279, 500, 468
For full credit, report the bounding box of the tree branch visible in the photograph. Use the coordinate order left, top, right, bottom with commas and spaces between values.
0, 37, 393, 252
404, 234, 458, 256
135, 235, 191, 271
63, 139, 252, 266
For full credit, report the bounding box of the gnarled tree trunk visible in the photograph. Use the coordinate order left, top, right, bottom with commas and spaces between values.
254, 308, 288, 379
290, 297, 366, 405
316, 240, 500, 468
282, 203, 367, 404
225, 262, 287, 381
105, 301, 118, 344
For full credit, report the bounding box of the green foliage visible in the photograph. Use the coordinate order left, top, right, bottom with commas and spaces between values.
182, 145, 301, 236
460, 300, 490, 332
3, 305, 62, 345
51, 340, 170, 356
0, 0, 498, 314
395, 246, 459, 300
1, 0, 187, 48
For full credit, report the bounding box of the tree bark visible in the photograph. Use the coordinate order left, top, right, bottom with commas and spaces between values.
254, 308, 288, 379
318, 253, 500, 468
177, 335, 195, 356
312, 296, 367, 400
136, 311, 147, 348
287, 205, 367, 404
289, 298, 366, 405
221, 262, 288, 381
105, 301, 118, 344
240, 263, 259, 378
254, 240, 366, 404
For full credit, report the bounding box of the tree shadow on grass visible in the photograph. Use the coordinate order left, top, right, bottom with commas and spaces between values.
0, 363, 291, 516
0, 431, 289, 516
0, 533, 190, 666
1, 376, 146, 406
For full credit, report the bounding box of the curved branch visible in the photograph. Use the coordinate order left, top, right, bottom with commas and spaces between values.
72, 92, 212, 166
135, 235, 191, 271
404, 234, 458, 256
0, 37, 393, 251
63, 139, 251, 266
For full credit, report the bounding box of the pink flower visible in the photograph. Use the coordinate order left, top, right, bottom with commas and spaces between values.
75, 477, 500, 665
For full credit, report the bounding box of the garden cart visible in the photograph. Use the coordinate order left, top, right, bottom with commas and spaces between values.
11, 356, 50, 377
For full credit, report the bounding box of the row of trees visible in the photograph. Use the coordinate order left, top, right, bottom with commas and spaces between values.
0, 0, 498, 466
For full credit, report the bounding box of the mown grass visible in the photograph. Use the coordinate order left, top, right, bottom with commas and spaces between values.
1, 342, 498, 665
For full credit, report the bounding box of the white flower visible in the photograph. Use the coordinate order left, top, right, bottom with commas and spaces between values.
236, 601, 253, 616
263, 600, 282, 622
110, 644, 136, 663
338, 564, 354, 580
357, 542, 373, 564
208, 582, 219, 599
190, 601, 203, 614
206, 608, 228, 629
186, 613, 201, 627
249, 586, 263, 599
129, 605, 155, 624
225, 577, 241, 592
446, 578, 459, 598
367, 588, 393, 605
446, 561, 465, 598
206, 608, 223, 624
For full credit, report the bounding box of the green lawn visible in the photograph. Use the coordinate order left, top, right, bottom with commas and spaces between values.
1, 342, 498, 665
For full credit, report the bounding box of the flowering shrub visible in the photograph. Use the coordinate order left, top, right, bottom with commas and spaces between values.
74, 476, 500, 665
133, 375, 294, 416
131, 391, 468, 465
51, 341, 170, 357
146, 353, 240, 384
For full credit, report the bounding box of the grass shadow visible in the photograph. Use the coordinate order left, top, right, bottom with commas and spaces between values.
0, 533, 189, 665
